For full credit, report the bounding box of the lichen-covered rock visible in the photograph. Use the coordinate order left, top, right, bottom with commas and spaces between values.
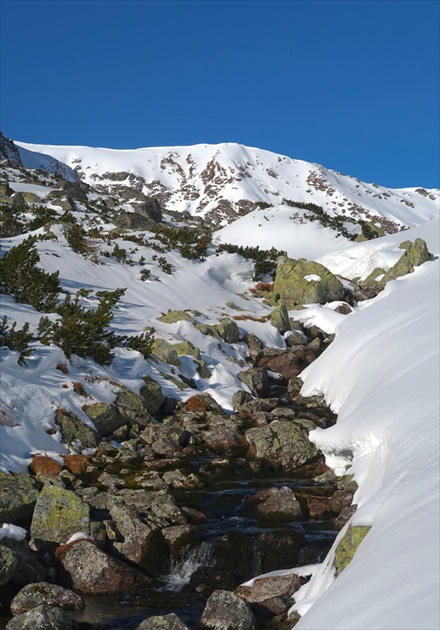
334, 525, 370, 575
0, 544, 17, 586
245, 419, 317, 471
183, 393, 222, 414
199, 589, 257, 630
196, 323, 222, 339
270, 303, 291, 334
115, 211, 158, 231
238, 367, 269, 397
10, 582, 84, 615
116, 387, 151, 425
55, 409, 99, 449
273, 256, 345, 306
364, 239, 434, 291
5, 604, 78, 630
60, 539, 147, 594
202, 416, 242, 453
158, 310, 196, 325
140, 376, 165, 415
151, 339, 181, 367
83, 402, 124, 437
135, 613, 190, 629
231, 390, 254, 411
173, 341, 211, 378
30, 485, 90, 550
0, 472, 39, 524
0, 538, 46, 586
119, 489, 187, 528
217, 318, 240, 343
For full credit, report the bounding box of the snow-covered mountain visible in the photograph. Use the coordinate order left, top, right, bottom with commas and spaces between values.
0, 134, 439, 630
15, 139, 440, 232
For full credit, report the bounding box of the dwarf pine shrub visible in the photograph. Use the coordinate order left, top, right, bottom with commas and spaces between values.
0, 236, 61, 311
0, 316, 34, 365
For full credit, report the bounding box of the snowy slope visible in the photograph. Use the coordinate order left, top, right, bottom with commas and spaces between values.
290, 224, 440, 630
15, 140, 440, 229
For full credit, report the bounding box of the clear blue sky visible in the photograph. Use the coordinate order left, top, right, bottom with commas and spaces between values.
1, 0, 439, 188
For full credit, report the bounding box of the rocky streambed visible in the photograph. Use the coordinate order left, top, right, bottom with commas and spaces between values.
0, 320, 358, 630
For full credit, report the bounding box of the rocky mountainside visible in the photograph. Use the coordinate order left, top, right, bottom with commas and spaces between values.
13, 137, 440, 233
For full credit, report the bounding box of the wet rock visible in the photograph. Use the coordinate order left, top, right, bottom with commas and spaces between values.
30, 485, 90, 550
83, 402, 124, 437
55, 409, 99, 450
329, 489, 354, 513
140, 376, 165, 415
334, 525, 371, 575
158, 310, 196, 324
273, 256, 345, 307
0, 544, 17, 586
10, 581, 84, 615
135, 613, 190, 629
238, 367, 269, 397
244, 487, 302, 520
199, 589, 257, 630
270, 303, 291, 334
306, 497, 332, 518
0, 472, 39, 524
5, 604, 78, 630
245, 419, 318, 471
60, 539, 147, 594
161, 524, 198, 559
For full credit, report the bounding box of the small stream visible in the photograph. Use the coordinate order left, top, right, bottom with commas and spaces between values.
68, 465, 337, 629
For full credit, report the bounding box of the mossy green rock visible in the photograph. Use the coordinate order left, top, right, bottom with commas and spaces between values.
0, 472, 39, 524
374, 238, 434, 289
151, 339, 181, 367
0, 182, 14, 197
362, 267, 387, 289
217, 318, 240, 343
140, 376, 165, 415
334, 525, 371, 575
30, 485, 90, 549
270, 302, 291, 334
83, 402, 124, 437
55, 410, 99, 449
245, 419, 318, 471
196, 323, 221, 339
273, 256, 345, 306
157, 310, 195, 325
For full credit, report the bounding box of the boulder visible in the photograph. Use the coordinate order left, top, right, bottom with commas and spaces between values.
183, 393, 222, 414
238, 368, 269, 397
245, 419, 318, 471
116, 387, 151, 425
140, 376, 165, 415
255, 348, 307, 380
30, 485, 90, 550
151, 339, 181, 367
199, 589, 257, 630
115, 211, 158, 232
135, 197, 162, 222
5, 604, 78, 630
202, 415, 243, 453
158, 310, 196, 324
243, 487, 302, 520
235, 572, 302, 603
135, 613, 190, 629
273, 256, 344, 306
270, 303, 291, 334
231, 390, 254, 411
10, 582, 84, 615
217, 318, 240, 343
0, 538, 46, 586
0, 472, 39, 524
60, 539, 146, 594
55, 409, 99, 449
83, 402, 124, 437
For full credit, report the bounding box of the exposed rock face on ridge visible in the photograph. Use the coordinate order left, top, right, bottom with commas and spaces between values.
0, 132, 23, 167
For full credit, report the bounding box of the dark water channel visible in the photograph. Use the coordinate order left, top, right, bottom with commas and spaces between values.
68, 464, 337, 629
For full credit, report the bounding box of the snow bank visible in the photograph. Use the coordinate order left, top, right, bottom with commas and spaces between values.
293, 259, 439, 629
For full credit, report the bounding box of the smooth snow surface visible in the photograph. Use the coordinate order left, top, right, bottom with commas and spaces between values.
292, 242, 439, 629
